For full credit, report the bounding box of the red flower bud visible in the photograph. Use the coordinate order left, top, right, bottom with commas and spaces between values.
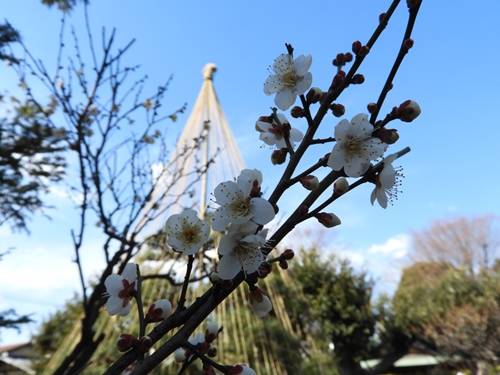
330, 103, 345, 117
290, 106, 305, 118
138, 335, 153, 353
282, 249, 295, 260
306, 87, 323, 104
351, 74, 365, 85
271, 149, 287, 165
398, 100, 421, 122
367, 102, 378, 114
279, 259, 289, 270
352, 40, 362, 54
116, 334, 137, 352
300, 175, 319, 190
317, 212, 341, 228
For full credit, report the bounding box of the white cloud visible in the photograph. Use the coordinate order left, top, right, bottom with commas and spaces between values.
367, 234, 410, 257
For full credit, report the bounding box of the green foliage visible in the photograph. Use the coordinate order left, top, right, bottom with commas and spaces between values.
0, 96, 66, 231
393, 261, 500, 369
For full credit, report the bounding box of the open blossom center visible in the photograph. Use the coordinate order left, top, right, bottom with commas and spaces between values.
181, 224, 200, 244
229, 196, 251, 218
344, 135, 365, 153
282, 71, 297, 87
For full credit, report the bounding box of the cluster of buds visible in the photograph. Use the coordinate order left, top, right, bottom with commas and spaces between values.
332, 52, 353, 68
278, 249, 295, 270
174, 321, 220, 364
116, 334, 152, 353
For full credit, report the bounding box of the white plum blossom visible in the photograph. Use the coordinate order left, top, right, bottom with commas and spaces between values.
248, 286, 273, 318
217, 229, 268, 280
104, 263, 137, 316
264, 53, 313, 110
165, 209, 210, 255
256, 113, 303, 149
212, 170, 275, 232
327, 114, 387, 177
371, 153, 401, 208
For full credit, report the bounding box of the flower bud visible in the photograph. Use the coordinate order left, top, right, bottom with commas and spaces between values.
248, 286, 272, 318
290, 106, 305, 118
379, 12, 387, 23
317, 212, 341, 228
174, 347, 187, 362
306, 87, 323, 104
205, 321, 218, 342
358, 45, 370, 57
138, 335, 153, 353
228, 365, 257, 375
352, 40, 362, 54
116, 334, 137, 352
367, 102, 378, 114
344, 52, 353, 63
398, 100, 421, 122
271, 149, 287, 165
279, 258, 289, 270
299, 205, 309, 215
300, 175, 319, 190
334, 177, 349, 196
403, 38, 414, 50
146, 299, 172, 323
209, 271, 221, 284
351, 74, 365, 84
282, 249, 295, 260
376, 128, 399, 144
330, 103, 345, 117
332, 71, 345, 87
258, 262, 273, 278
207, 344, 218, 358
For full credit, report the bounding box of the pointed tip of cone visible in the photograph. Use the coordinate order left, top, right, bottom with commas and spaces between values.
202, 63, 217, 80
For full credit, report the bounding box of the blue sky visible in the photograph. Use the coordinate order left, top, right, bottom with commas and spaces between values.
1, 1, 500, 345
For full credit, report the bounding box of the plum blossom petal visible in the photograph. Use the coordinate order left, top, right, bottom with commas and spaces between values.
217, 230, 267, 280
371, 153, 402, 208
264, 53, 313, 110
248, 286, 273, 318
165, 209, 210, 255
104, 263, 137, 317
212, 170, 275, 232
327, 114, 388, 177
256, 113, 303, 150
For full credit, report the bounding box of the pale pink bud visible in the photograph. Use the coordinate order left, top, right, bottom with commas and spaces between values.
146, 299, 172, 323
306, 87, 323, 104
209, 271, 221, 284
334, 178, 349, 196
205, 321, 218, 342
300, 175, 319, 190
317, 212, 341, 228
174, 347, 187, 362
248, 286, 272, 318
229, 364, 257, 375
398, 100, 421, 122
116, 334, 137, 352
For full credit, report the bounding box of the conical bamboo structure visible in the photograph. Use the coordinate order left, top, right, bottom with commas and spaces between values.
42, 65, 325, 375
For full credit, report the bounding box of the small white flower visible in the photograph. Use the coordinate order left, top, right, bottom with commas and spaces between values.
217, 230, 267, 280
248, 286, 273, 318
212, 170, 275, 232
370, 154, 402, 208
165, 209, 210, 255
256, 113, 303, 149
104, 263, 137, 316
327, 114, 387, 177
264, 53, 313, 110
